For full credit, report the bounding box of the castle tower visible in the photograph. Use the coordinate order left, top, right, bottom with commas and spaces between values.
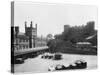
64, 25, 70, 34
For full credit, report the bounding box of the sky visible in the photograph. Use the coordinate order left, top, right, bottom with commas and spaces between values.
14, 1, 98, 37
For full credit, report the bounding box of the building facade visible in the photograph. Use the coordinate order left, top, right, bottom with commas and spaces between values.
11, 21, 47, 51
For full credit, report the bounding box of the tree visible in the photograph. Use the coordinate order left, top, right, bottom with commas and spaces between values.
47, 34, 53, 40
54, 34, 63, 40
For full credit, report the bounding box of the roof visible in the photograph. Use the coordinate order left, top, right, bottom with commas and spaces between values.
14, 32, 29, 39
36, 37, 47, 41
18, 32, 25, 35
17, 35, 29, 39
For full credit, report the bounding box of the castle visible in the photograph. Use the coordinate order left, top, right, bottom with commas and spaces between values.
11, 21, 47, 51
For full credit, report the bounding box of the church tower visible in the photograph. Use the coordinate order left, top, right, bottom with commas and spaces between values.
25, 21, 37, 48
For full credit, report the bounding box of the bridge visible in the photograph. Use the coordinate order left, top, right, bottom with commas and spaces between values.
14, 46, 49, 57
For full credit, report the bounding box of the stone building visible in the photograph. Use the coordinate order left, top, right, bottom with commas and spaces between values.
25, 21, 37, 48
11, 21, 47, 51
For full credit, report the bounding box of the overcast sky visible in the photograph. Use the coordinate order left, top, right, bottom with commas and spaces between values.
14, 1, 98, 37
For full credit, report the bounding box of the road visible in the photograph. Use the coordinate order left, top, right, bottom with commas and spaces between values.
14, 53, 97, 73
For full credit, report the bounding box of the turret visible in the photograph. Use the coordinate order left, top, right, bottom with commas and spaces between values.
25, 21, 27, 33
35, 23, 37, 37
30, 21, 33, 28
15, 26, 19, 35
